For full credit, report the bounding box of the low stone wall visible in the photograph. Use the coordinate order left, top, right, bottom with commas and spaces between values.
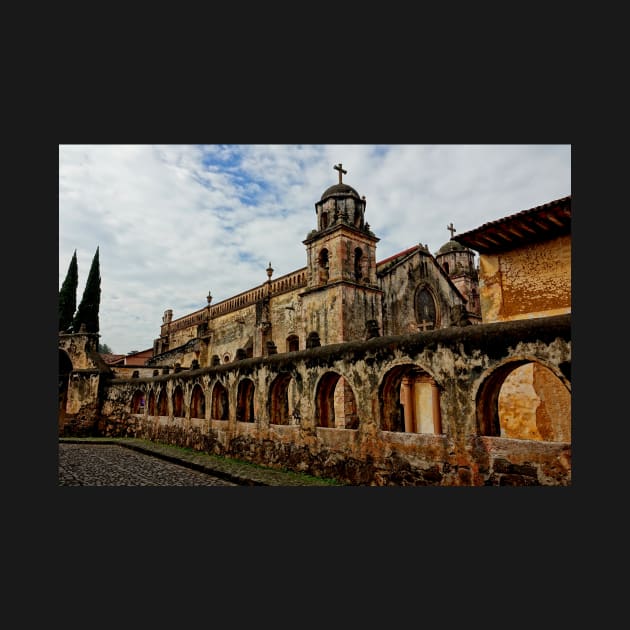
87, 315, 571, 486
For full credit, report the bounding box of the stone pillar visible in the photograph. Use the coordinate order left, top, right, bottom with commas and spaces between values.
432, 381, 442, 434
401, 376, 415, 433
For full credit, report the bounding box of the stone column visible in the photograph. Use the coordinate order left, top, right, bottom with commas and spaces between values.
432, 381, 442, 434
401, 376, 415, 433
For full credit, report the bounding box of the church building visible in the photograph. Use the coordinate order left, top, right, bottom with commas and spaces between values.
147, 164, 481, 372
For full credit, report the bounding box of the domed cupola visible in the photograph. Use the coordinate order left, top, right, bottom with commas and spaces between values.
436, 222, 477, 277
437, 239, 468, 255
435, 222, 481, 319
312, 163, 369, 234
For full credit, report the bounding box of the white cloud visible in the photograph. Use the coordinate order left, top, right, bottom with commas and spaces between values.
59, 144, 571, 354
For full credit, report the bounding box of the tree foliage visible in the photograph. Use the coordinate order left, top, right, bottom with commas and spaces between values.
59, 250, 78, 332
72, 247, 101, 333
98, 343, 112, 354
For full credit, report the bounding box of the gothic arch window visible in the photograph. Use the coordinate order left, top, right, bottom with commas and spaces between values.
476, 360, 571, 441
415, 286, 438, 330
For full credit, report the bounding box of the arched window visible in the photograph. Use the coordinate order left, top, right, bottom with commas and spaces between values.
269, 373, 293, 425
315, 372, 359, 429
415, 286, 438, 331
286, 334, 299, 352
443, 261, 450, 274
306, 331, 321, 348
318, 248, 329, 284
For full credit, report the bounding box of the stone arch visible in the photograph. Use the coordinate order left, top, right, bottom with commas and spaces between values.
58, 349, 73, 425
210, 381, 229, 420
157, 388, 169, 416
148, 390, 156, 416
414, 284, 439, 330
236, 378, 256, 423
379, 363, 441, 433
130, 389, 145, 414
314, 372, 358, 429
475, 358, 571, 441
269, 373, 294, 425
190, 383, 205, 419
172, 384, 185, 417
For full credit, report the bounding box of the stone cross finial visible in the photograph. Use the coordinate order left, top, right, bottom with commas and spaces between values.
334, 163, 347, 184
447, 222, 456, 239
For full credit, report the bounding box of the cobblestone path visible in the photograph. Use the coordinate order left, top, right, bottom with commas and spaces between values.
59, 443, 239, 486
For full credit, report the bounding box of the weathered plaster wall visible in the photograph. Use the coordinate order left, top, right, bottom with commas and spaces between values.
498, 363, 571, 442
92, 315, 572, 486
479, 234, 571, 322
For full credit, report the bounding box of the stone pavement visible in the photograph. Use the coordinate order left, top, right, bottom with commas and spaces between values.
58, 438, 343, 487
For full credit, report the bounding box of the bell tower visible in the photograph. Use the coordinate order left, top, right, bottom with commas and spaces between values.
300, 164, 383, 344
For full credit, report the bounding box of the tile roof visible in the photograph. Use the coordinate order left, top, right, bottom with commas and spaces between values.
453, 196, 571, 254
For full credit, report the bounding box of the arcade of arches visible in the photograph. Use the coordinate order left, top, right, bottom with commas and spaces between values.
60, 314, 571, 486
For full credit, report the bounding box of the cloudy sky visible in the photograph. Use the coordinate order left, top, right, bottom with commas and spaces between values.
59, 144, 571, 354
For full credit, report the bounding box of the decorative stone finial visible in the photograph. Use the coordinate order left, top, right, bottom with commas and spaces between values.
266, 261, 274, 280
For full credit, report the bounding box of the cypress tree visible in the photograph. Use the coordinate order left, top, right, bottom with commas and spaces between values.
72, 246, 101, 333
58, 249, 78, 332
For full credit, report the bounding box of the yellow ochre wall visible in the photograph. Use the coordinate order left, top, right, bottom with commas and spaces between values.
479, 234, 571, 323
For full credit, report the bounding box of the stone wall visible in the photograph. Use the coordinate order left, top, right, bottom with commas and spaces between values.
91, 314, 571, 486
479, 234, 571, 322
